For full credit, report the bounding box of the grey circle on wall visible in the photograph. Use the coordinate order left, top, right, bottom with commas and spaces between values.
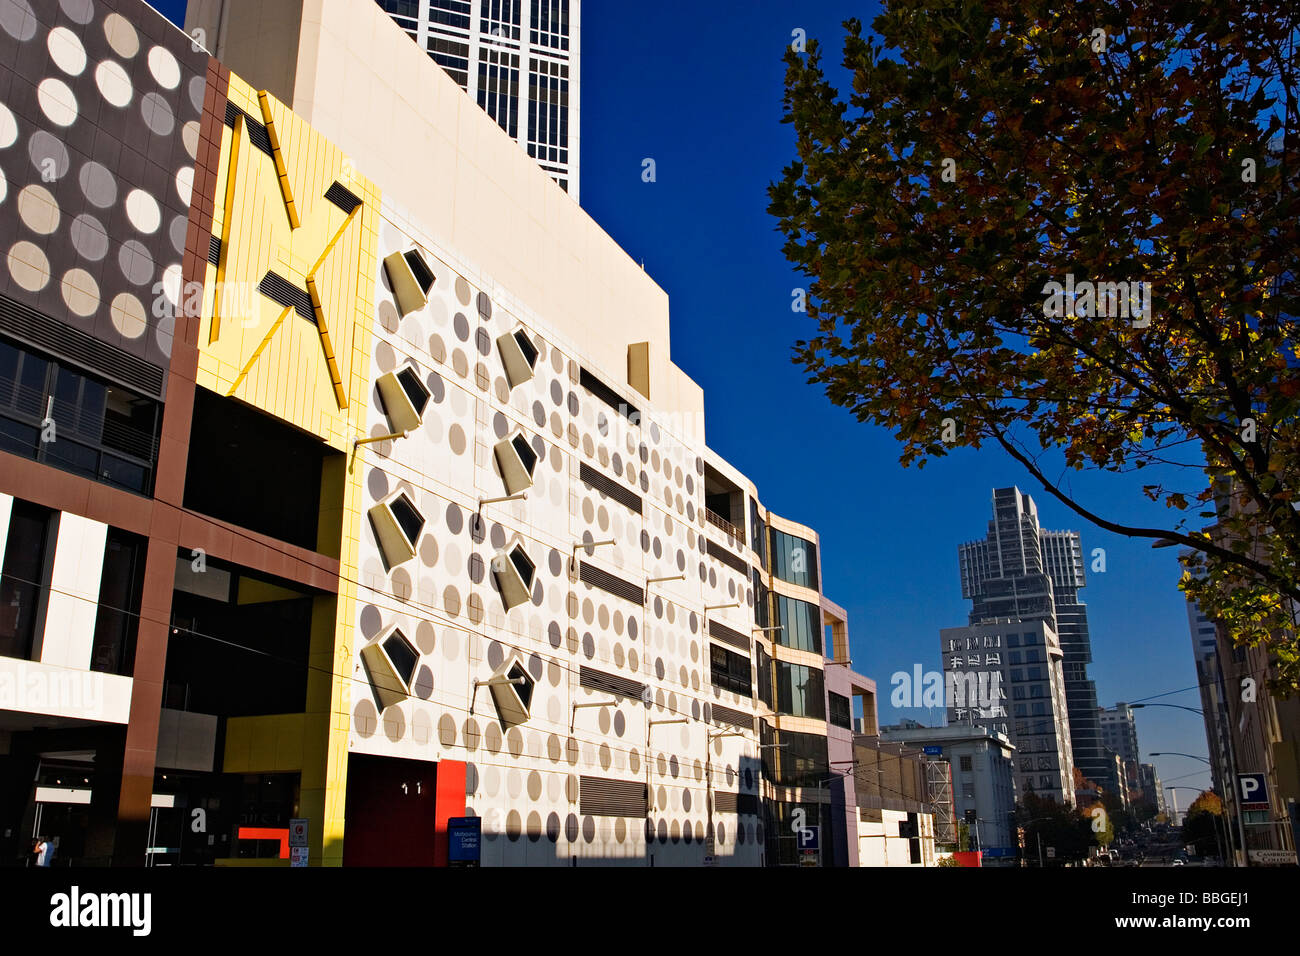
78, 160, 117, 208
69, 214, 109, 261
28, 131, 70, 180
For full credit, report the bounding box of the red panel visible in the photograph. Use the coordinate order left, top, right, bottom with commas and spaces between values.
342, 754, 438, 866
434, 760, 467, 867
237, 827, 290, 859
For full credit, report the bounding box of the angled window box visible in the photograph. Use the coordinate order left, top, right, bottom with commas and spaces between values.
493, 429, 539, 495
383, 248, 436, 317
488, 654, 536, 726
496, 327, 538, 388
360, 625, 420, 711
493, 539, 536, 611
369, 489, 425, 569
376, 365, 431, 433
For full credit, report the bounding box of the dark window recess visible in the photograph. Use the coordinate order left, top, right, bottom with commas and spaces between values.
828, 691, 852, 730
90, 528, 147, 676
578, 367, 639, 422
577, 562, 643, 605
389, 494, 425, 547
710, 644, 752, 698
258, 272, 315, 323
508, 660, 534, 711
768, 729, 830, 789
578, 666, 643, 701
578, 462, 641, 515
512, 434, 538, 475
403, 250, 436, 296
323, 181, 363, 215
383, 630, 419, 687
708, 618, 750, 651
208, 234, 222, 266
713, 792, 759, 816
752, 568, 769, 628
512, 330, 538, 368
0, 293, 165, 398
183, 387, 341, 552
167, 558, 313, 717
508, 546, 535, 588
223, 102, 274, 156
579, 776, 647, 817
749, 499, 766, 566
709, 702, 752, 730
0, 334, 162, 495
395, 367, 431, 418
755, 643, 772, 708
706, 540, 748, 575
0, 499, 55, 660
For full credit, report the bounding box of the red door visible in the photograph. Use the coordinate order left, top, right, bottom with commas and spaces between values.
342, 754, 438, 866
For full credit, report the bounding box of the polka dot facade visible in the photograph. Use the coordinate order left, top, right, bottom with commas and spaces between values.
0, 0, 208, 381
347, 215, 762, 867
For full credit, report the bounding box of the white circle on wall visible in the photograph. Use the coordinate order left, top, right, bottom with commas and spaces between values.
16, 183, 59, 234
7, 240, 49, 291
181, 119, 200, 159
161, 262, 183, 309
110, 292, 147, 339
0, 166, 6, 205
36, 78, 77, 127
95, 60, 133, 108
61, 268, 100, 317
103, 13, 140, 59
175, 165, 193, 206
125, 188, 160, 234
147, 46, 181, 89
47, 26, 87, 76
0, 103, 14, 149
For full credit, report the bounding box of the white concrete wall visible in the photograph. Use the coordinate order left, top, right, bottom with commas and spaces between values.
0, 658, 132, 723
36, 514, 108, 670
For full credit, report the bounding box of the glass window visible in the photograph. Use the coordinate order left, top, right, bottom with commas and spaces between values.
752, 568, 769, 628
90, 528, 147, 675
828, 691, 851, 730
774, 595, 821, 654
768, 528, 818, 590
749, 499, 766, 565
755, 643, 772, 708
768, 730, 829, 789
960, 755, 973, 772
0, 500, 55, 660
775, 662, 825, 720
710, 643, 752, 698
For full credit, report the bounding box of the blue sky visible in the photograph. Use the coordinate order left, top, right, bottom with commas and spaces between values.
154, 0, 1215, 799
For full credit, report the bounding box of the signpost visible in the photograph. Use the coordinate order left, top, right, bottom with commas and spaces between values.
1248, 849, 1297, 866
447, 816, 482, 867
1237, 773, 1270, 811
923, 745, 943, 756
289, 819, 308, 867
797, 824, 819, 867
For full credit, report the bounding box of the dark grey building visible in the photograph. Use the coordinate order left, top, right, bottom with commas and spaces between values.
958, 488, 1118, 797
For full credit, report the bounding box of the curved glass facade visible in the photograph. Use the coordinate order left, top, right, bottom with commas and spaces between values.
769, 528, 818, 590
775, 662, 825, 720
774, 595, 822, 654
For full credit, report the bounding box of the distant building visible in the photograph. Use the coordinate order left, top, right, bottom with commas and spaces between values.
880, 724, 1017, 865
1099, 703, 1140, 765
851, 736, 938, 866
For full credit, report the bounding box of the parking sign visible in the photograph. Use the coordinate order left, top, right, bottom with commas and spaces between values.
1237, 773, 1269, 810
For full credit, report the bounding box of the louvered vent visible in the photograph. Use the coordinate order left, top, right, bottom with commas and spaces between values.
579, 367, 639, 422
579, 666, 644, 701
709, 619, 751, 651
714, 792, 738, 813
324, 181, 363, 214
208, 234, 221, 266
578, 562, 644, 605
709, 703, 752, 730
579, 462, 642, 515
706, 540, 748, 575
258, 272, 315, 323
0, 293, 165, 397
224, 102, 273, 156
580, 776, 647, 817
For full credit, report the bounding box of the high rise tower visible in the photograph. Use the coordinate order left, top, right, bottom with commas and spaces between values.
378, 1, 581, 199
946, 488, 1114, 804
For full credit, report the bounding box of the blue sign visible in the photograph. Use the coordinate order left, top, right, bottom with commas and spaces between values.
796, 825, 819, 851
980, 847, 1016, 858
1237, 773, 1269, 809
923, 745, 943, 756
448, 816, 481, 864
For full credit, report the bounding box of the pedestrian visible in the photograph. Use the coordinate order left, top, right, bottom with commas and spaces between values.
34, 836, 53, 867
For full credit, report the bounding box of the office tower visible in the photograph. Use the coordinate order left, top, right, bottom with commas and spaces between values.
377, 0, 581, 199
944, 488, 1085, 805
1186, 596, 1230, 801
957, 488, 1116, 797
1099, 702, 1140, 765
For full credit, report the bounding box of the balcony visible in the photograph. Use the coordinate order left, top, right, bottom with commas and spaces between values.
704, 507, 743, 540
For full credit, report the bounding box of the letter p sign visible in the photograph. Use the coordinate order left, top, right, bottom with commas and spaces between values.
1236, 773, 1268, 809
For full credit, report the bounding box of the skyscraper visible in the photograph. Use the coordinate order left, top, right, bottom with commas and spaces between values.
377, 0, 581, 199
